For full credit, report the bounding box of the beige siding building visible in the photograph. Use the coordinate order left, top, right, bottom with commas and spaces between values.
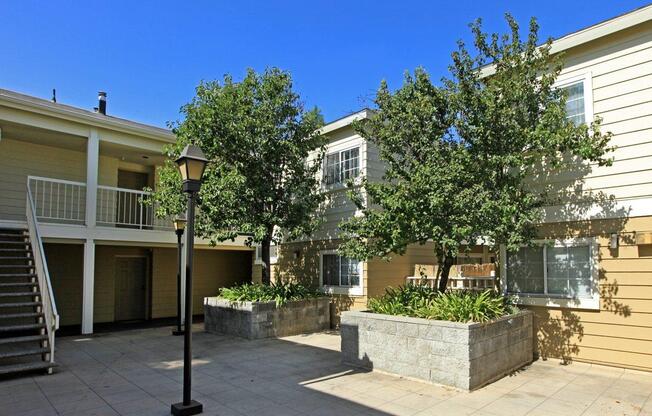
0, 90, 254, 333
271, 5, 652, 371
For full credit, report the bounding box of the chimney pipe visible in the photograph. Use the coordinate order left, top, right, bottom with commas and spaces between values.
98, 91, 107, 115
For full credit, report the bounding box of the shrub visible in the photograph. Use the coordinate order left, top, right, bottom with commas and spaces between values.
368, 284, 517, 323
219, 282, 322, 307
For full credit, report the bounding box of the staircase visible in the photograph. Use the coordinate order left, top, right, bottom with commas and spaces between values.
0, 227, 56, 375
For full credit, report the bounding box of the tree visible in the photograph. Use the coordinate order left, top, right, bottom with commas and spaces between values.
153, 68, 326, 284
339, 15, 612, 292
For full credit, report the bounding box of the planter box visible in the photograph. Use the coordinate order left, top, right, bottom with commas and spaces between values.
340, 310, 533, 390
204, 297, 331, 339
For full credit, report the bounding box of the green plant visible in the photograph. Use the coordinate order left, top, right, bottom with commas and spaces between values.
368, 285, 517, 323
218, 282, 321, 307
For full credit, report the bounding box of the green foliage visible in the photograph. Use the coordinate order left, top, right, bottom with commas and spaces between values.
368, 285, 516, 323
339, 15, 613, 290
151, 68, 327, 283
218, 282, 322, 307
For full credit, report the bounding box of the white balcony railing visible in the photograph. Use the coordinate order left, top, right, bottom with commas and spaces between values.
97, 185, 171, 230
27, 176, 172, 230
28, 176, 86, 224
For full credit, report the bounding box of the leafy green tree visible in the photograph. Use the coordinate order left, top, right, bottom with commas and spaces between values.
340, 15, 613, 292
153, 68, 326, 284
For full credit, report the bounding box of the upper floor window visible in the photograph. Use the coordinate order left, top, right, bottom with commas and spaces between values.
255, 244, 278, 264
562, 81, 586, 126
324, 147, 360, 185
501, 238, 598, 309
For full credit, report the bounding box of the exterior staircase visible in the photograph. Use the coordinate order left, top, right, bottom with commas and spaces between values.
0, 227, 56, 375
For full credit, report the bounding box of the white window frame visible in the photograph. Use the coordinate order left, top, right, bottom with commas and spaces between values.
323, 146, 360, 186
254, 244, 278, 265
554, 72, 594, 126
319, 250, 364, 296
500, 237, 599, 310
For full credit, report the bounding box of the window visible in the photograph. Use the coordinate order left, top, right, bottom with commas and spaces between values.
323, 147, 360, 185
562, 82, 586, 125
255, 244, 278, 264
556, 74, 593, 127
501, 238, 598, 309
320, 251, 363, 295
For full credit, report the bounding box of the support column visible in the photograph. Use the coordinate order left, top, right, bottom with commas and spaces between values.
85, 129, 99, 228
82, 239, 95, 334
82, 129, 99, 335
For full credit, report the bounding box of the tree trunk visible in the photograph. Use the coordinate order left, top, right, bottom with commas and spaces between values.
437, 255, 454, 293
261, 237, 271, 285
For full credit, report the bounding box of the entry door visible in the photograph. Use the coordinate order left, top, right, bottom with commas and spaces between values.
114, 257, 147, 321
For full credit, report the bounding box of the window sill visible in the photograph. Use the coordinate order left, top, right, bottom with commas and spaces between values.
508, 294, 599, 310
321, 286, 364, 297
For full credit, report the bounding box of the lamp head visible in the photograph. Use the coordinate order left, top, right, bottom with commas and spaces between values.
175, 144, 208, 193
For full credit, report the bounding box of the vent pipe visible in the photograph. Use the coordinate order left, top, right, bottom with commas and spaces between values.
98, 91, 107, 115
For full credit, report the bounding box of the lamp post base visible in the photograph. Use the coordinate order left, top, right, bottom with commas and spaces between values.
172, 329, 185, 336
171, 400, 203, 415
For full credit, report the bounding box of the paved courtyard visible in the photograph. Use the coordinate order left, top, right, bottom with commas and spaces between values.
0, 325, 651, 416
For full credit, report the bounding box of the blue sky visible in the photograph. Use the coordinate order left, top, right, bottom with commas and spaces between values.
0, 1, 648, 127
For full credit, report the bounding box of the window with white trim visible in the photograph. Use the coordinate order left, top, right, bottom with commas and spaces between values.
323, 147, 360, 185
562, 81, 586, 126
504, 239, 596, 301
320, 251, 363, 295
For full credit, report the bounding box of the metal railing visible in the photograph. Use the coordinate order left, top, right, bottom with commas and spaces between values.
26, 176, 172, 230
26, 185, 59, 366
28, 176, 86, 224
97, 185, 171, 230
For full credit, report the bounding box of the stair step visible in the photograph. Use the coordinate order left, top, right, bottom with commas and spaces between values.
0, 282, 38, 288
0, 334, 47, 345
0, 265, 34, 268
0, 361, 56, 376
0, 302, 41, 308
0, 292, 40, 298
0, 347, 49, 360
0, 249, 31, 254
0, 323, 45, 332
0, 241, 30, 245
0, 312, 43, 319
0, 233, 27, 238
0, 257, 31, 260
0, 274, 37, 278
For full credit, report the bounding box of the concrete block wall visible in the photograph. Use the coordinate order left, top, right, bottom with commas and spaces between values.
341, 310, 533, 390
204, 297, 330, 339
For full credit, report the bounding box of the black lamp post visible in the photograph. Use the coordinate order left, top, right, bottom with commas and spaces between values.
171, 144, 208, 416
172, 217, 186, 336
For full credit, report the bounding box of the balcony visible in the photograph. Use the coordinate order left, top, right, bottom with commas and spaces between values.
28, 176, 172, 231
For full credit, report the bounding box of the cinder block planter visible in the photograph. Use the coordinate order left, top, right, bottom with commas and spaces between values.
340, 310, 533, 390
204, 297, 331, 339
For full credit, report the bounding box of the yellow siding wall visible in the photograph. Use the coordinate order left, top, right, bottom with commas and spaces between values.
0, 137, 127, 221
531, 216, 652, 371
540, 21, 652, 220
43, 243, 84, 326
151, 248, 252, 318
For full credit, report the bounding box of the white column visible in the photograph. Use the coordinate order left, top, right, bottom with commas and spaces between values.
81, 130, 99, 334
85, 129, 99, 228
82, 239, 95, 334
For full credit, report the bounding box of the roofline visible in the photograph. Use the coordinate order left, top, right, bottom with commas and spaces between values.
0, 88, 175, 142
319, 109, 371, 135
480, 4, 652, 77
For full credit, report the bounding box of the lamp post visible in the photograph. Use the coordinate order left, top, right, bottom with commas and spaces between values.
171, 144, 208, 416
172, 217, 186, 336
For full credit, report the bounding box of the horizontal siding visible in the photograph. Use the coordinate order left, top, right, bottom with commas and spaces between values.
539, 25, 652, 217
0, 138, 121, 222
531, 216, 652, 371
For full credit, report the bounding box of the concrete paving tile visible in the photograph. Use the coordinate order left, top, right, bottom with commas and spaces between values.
413, 400, 476, 415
